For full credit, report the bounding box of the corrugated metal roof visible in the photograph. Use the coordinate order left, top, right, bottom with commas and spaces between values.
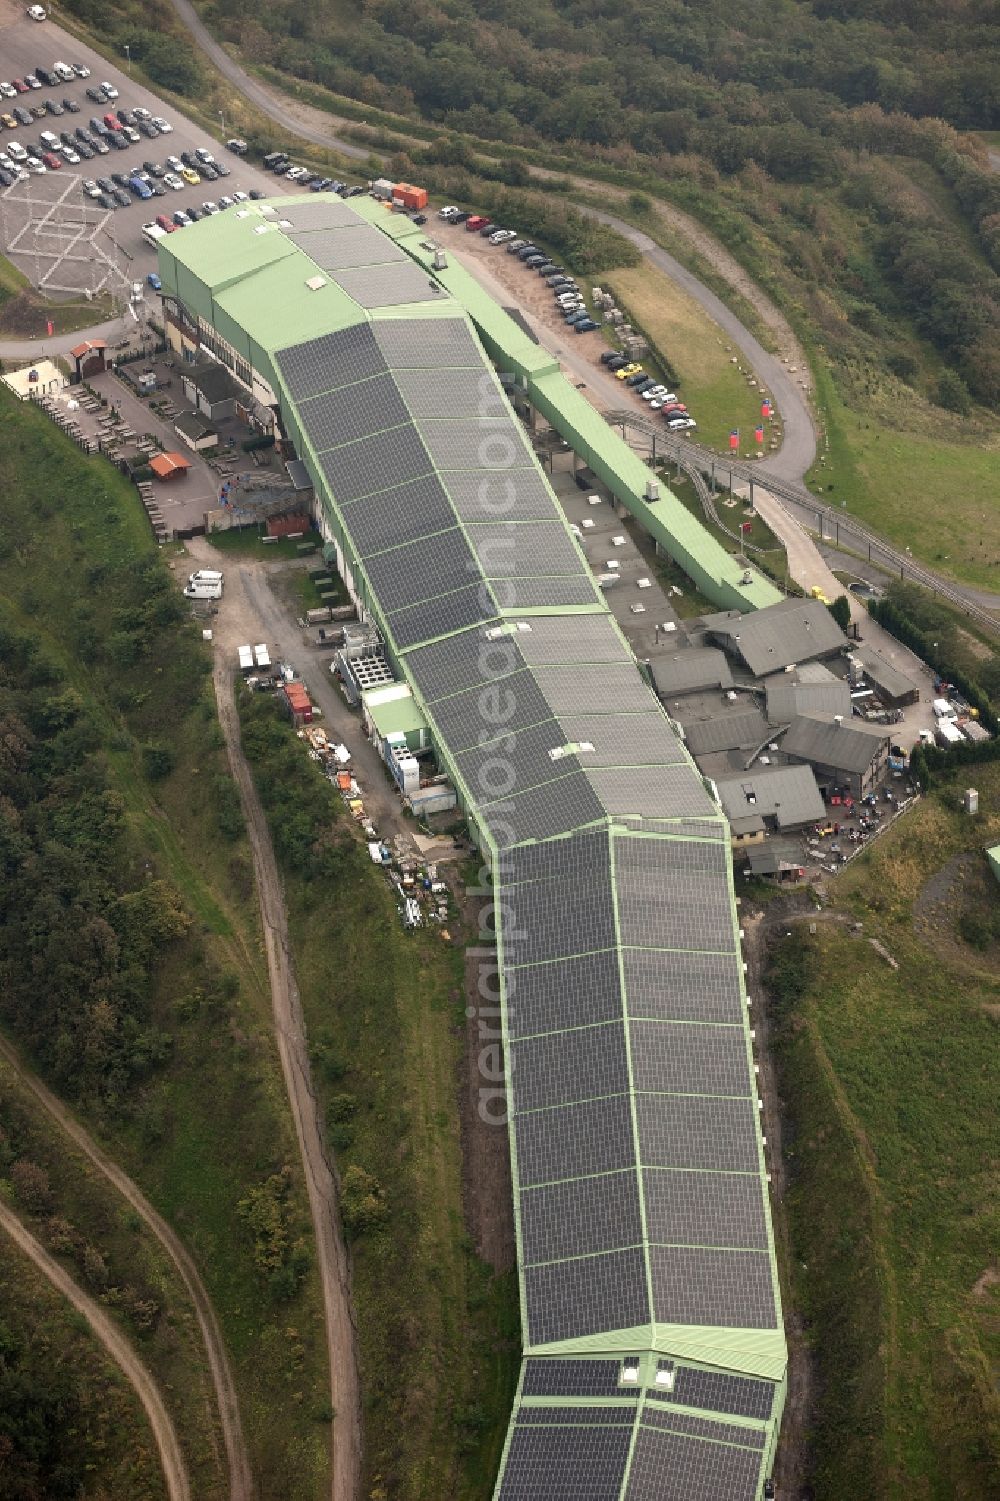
781, 711, 890, 772
709, 597, 847, 676
765, 671, 851, 724
851, 647, 917, 700
716, 765, 825, 830
651, 647, 734, 697
684, 708, 769, 756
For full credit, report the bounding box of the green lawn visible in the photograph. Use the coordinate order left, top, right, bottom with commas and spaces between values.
808, 366, 1000, 592
767, 766, 1000, 1498
206, 526, 321, 560
0, 387, 330, 1499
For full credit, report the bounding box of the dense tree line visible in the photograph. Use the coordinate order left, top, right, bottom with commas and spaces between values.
0, 615, 191, 1107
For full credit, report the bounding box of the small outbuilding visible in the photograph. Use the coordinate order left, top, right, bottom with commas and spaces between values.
780, 711, 891, 799
716, 764, 826, 845
174, 410, 218, 452
69, 339, 108, 380
181, 361, 238, 422
149, 451, 192, 481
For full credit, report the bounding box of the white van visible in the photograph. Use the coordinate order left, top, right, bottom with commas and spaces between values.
54, 61, 75, 81
188, 569, 223, 586
183, 579, 223, 600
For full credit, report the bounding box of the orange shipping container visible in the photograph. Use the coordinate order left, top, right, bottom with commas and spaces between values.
393, 182, 428, 211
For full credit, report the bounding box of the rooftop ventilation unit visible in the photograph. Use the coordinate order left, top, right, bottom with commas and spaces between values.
654, 1368, 675, 1391
620, 1361, 640, 1385
305, 275, 326, 291
432, 249, 448, 271
645, 479, 659, 501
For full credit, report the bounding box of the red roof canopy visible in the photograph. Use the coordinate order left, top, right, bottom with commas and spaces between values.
149, 451, 192, 479
69, 339, 107, 359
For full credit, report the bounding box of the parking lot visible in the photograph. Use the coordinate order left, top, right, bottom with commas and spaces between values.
0, 6, 296, 293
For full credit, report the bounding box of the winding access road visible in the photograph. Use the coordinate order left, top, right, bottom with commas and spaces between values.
0, 1198, 192, 1501
205, 562, 362, 1501
0, 1033, 255, 1501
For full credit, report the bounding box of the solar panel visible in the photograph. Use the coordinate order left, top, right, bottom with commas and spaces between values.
297, 372, 410, 452
395, 366, 509, 420
404, 623, 523, 701
536, 665, 656, 716
514, 1094, 635, 1186
496, 576, 601, 609
374, 316, 483, 368
508, 1022, 627, 1113
453, 721, 583, 807
634, 1095, 761, 1175
496, 1421, 632, 1500
332, 261, 440, 307
614, 837, 737, 952
505, 947, 622, 1041
621, 949, 744, 1025
523, 1245, 649, 1346
319, 422, 433, 503
520, 1169, 642, 1264
588, 766, 717, 820
648, 1245, 778, 1329
467, 522, 587, 578
628, 1020, 752, 1098
277, 198, 360, 231
386, 581, 496, 650
521, 1359, 635, 1399
444, 469, 560, 523
417, 415, 534, 471
557, 714, 686, 770
363, 526, 476, 609
640, 1405, 766, 1448
624, 1425, 762, 1501
274, 323, 387, 400
643, 1168, 770, 1250
428, 670, 554, 754
482, 770, 605, 845
516, 616, 631, 667
503, 829, 611, 889
287, 222, 406, 270
668, 1366, 775, 1420
516, 1406, 636, 1426
340, 472, 456, 557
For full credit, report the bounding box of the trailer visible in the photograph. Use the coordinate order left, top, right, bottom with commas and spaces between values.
253, 643, 271, 670
936, 718, 964, 747
238, 644, 254, 673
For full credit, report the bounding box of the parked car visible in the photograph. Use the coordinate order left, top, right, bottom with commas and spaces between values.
40, 149, 61, 168
45, 98, 64, 115
574, 319, 598, 333
201, 200, 219, 214
111, 186, 130, 206
180, 166, 200, 185
172, 208, 191, 225
63, 97, 80, 112
100, 81, 118, 100
163, 172, 183, 190
1, 113, 17, 129
72, 63, 91, 78
154, 214, 174, 232
24, 74, 42, 90
97, 191, 115, 209
129, 175, 152, 199
186, 205, 203, 221
195, 146, 215, 164
86, 85, 104, 103
226, 137, 248, 154
152, 116, 172, 133
13, 106, 34, 126
61, 144, 79, 162
81, 176, 100, 197
0, 82, 16, 99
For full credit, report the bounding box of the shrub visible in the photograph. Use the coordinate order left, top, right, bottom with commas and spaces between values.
141, 742, 175, 780
339, 1165, 388, 1237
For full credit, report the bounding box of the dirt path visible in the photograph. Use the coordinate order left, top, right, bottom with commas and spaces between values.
0, 1198, 192, 1501
0, 1032, 254, 1501
209, 617, 361, 1501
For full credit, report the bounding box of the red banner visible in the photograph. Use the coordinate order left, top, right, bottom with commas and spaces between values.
46, 320, 54, 336
754, 425, 764, 444
761, 400, 771, 418
729, 429, 740, 451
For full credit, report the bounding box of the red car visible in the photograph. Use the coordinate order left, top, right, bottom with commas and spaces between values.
465, 215, 487, 231
41, 151, 62, 169
103, 111, 122, 130
155, 212, 175, 232
13, 79, 29, 94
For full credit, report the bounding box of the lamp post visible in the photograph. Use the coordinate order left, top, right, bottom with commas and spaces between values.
219, 110, 225, 134
124, 43, 131, 76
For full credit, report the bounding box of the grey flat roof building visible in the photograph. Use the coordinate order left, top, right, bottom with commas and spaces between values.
780, 711, 890, 774
652, 647, 734, 697
707, 597, 847, 677
717, 765, 826, 834
684, 707, 770, 757
849, 647, 919, 706
765, 663, 852, 724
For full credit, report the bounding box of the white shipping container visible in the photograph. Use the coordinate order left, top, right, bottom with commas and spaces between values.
936, 718, 964, 746
932, 697, 956, 719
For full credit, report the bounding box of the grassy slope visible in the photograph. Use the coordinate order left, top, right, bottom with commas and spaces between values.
604, 261, 771, 452
0, 387, 330, 1498
0, 1242, 168, 1499
239, 695, 520, 1501
770, 768, 1000, 1497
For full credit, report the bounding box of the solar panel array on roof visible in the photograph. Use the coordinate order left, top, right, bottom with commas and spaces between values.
556, 714, 686, 769
505, 947, 621, 1039
497, 1421, 632, 1501
521, 1169, 643, 1264
277, 198, 360, 231
641, 1405, 766, 1449
288, 222, 407, 270
418, 415, 534, 471
395, 365, 508, 419
363, 526, 475, 608
467, 522, 587, 579
514, 1093, 635, 1187
524, 1245, 650, 1346
621, 949, 744, 1025
625, 1425, 762, 1501
509, 1022, 627, 1112
643, 1168, 770, 1250
341, 472, 455, 556
274, 323, 386, 400
667, 1366, 775, 1420
429, 669, 553, 753
452, 721, 582, 807
588, 766, 717, 819
483, 769, 605, 844
498, 576, 600, 608
634, 1095, 761, 1175
649, 1244, 777, 1329
297, 372, 409, 451
444, 469, 560, 522
319, 423, 432, 503
332, 260, 441, 307
628, 1021, 750, 1097
515, 615, 630, 666
386, 582, 496, 650
520, 1359, 634, 1399
373, 316, 482, 367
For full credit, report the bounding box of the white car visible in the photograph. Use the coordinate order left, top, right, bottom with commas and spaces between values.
24, 74, 42, 89
668, 417, 696, 430
232, 189, 248, 202
438, 205, 459, 219
490, 229, 515, 244
201, 200, 219, 214
7, 142, 28, 162
133, 106, 151, 120
100, 81, 118, 100
165, 154, 183, 171
152, 116, 172, 133
82, 177, 101, 197
73, 63, 91, 78
54, 61, 75, 81
122, 125, 140, 142
0, 82, 17, 98
27, 5, 47, 20
195, 146, 215, 164
25, 156, 46, 173
163, 171, 183, 190
61, 145, 80, 163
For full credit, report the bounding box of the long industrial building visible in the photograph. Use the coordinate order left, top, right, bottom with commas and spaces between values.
157, 195, 788, 1499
